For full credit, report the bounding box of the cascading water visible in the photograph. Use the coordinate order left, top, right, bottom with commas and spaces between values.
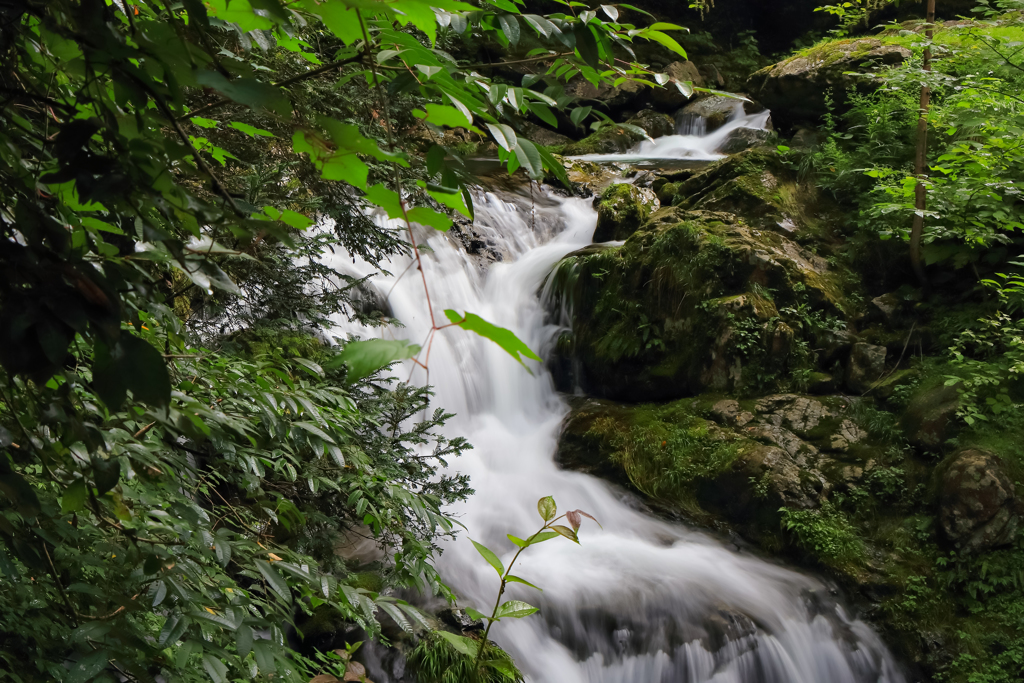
323, 108, 905, 683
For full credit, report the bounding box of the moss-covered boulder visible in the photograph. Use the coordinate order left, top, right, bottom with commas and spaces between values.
672, 149, 839, 241
747, 39, 911, 128
549, 206, 847, 401
627, 109, 675, 138
556, 123, 647, 156
592, 182, 657, 242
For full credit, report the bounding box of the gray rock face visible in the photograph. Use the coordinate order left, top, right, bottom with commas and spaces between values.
747, 40, 911, 127
845, 342, 887, 393
940, 450, 1021, 552
717, 127, 773, 155
627, 109, 675, 138
901, 383, 960, 449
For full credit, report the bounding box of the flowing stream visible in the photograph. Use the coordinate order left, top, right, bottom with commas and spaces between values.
325, 108, 905, 683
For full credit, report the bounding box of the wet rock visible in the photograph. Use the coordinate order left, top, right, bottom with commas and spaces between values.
754, 394, 829, 435
845, 343, 887, 394
705, 606, 758, 653
871, 292, 901, 322
592, 183, 657, 242
940, 450, 1021, 552
901, 383, 960, 449
565, 73, 644, 112
648, 61, 704, 110
829, 419, 868, 452
557, 123, 648, 156
675, 94, 746, 132
439, 608, 484, 632
699, 63, 726, 88
747, 39, 912, 128
717, 127, 773, 155
730, 443, 824, 509
627, 109, 675, 138
711, 399, 754, 427
552, 206, 847, 401
519, 120, 572, 147
790, 127, 823, 149
815, 328, 856, 365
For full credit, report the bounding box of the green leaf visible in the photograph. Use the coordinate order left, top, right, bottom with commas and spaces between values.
495, 599, 539, 618
573, 23, 601, 69
67, 649, 109, 683
506, 574, 543, 591
331, 339, 421, 382
648, 22, 688, 31
537, 495, 556, 522
528, 102, 558, 128
498, 15, 521, 45
93, 335, 172, 410
190, 116, 219, 128
202, 653, 229, 683
364, 184, 405, 219
507, 534, 528, 548
443, 311, 541, 368
550, 524, 579, 543
229, 121, 275, 138
485, 123, 517, 152
407, 207, 453, 232
254, 559, 292, 604
464, 607, 489, 620
643, 30, 688, 59
236, 625, 254, 658
195, 70, 290, 116
414, 103, 472, 128
436, 630, 479, 657
471, 538, 505, 576
60, 478, 88, 514
513, 139, 544, 179
570, 105, 593, 127
423, 182, 471, 217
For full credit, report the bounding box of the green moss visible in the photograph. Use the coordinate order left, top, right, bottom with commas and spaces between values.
555, 124, 646, 156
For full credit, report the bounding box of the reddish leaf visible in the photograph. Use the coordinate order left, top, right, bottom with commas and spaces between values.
566, 510, 581, 532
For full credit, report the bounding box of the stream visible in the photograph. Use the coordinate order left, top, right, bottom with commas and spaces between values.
325, 106, 906, 683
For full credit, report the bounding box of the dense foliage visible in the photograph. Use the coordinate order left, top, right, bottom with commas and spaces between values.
0, 0, 703, 681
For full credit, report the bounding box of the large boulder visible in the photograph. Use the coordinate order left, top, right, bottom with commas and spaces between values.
844, 342, 887, 394
549, 206, 847, 401
592, 183, 657, 242
648, 61, 704, 110
628, 109, 676, 138
556, 124, 647, 156
747, 39, 911, 128
939, 450, 1021, 553
901, 383, 960, 449
717, 127, 773, 154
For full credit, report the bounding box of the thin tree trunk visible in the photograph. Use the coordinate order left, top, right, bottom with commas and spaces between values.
909, 0, 936, 288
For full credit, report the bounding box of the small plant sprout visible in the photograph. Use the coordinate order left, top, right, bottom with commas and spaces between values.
436, 496, 599, 675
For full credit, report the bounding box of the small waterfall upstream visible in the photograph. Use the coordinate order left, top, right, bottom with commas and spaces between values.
324, 106, 905, 683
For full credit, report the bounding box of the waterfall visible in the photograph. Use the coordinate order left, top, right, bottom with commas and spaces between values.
323, 116, 904, 683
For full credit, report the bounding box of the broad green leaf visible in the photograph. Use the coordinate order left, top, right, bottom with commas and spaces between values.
407, 207, 453, 232
443, 310, 541, 368
414, 103, 472, 128
514, 139, 544, 179
550, 524, 579, 543
643, 30, 687, 59
495, 599, 539, 618
299, 0, 363, 43
648, 22, 688, 31
422, 181, 471, 217
528, 102, 558, 128
254, 559, 292, 603
229, 121, 275, 138
190, 116, 219, 128
67, 649, 109, 683
506, 574, 543, 591
416, 64, 443, 79
485, 123, 517, 152
330, 339, 421, 383
436, 630, 479, 657
60, 478, 88, 514
464, 607, 489, 620
195, 70, 290, 116
202, 653, 229, 683
573, 23, 601, 69
364, 184, 405, 219
471, 538, 505, 576
600, 4, 619, 21
570, 105, 593, 127
537, 495, 556, 521
498, 15, 521, 45
507, 534, 528, 547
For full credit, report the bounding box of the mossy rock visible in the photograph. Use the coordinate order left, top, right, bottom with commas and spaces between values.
555, 123, 646, 156
626, 109, 675, 138
672, 148, 840, 244
747, 38, 911, 127
548, 207, 848, 401
593, 182, 655, 242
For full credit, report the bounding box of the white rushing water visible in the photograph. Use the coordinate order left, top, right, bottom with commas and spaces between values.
569, 102, 772, 165
324, 111, 905, 683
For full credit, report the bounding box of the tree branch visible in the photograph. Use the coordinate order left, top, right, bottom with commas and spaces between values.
179, 54, 364, 121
